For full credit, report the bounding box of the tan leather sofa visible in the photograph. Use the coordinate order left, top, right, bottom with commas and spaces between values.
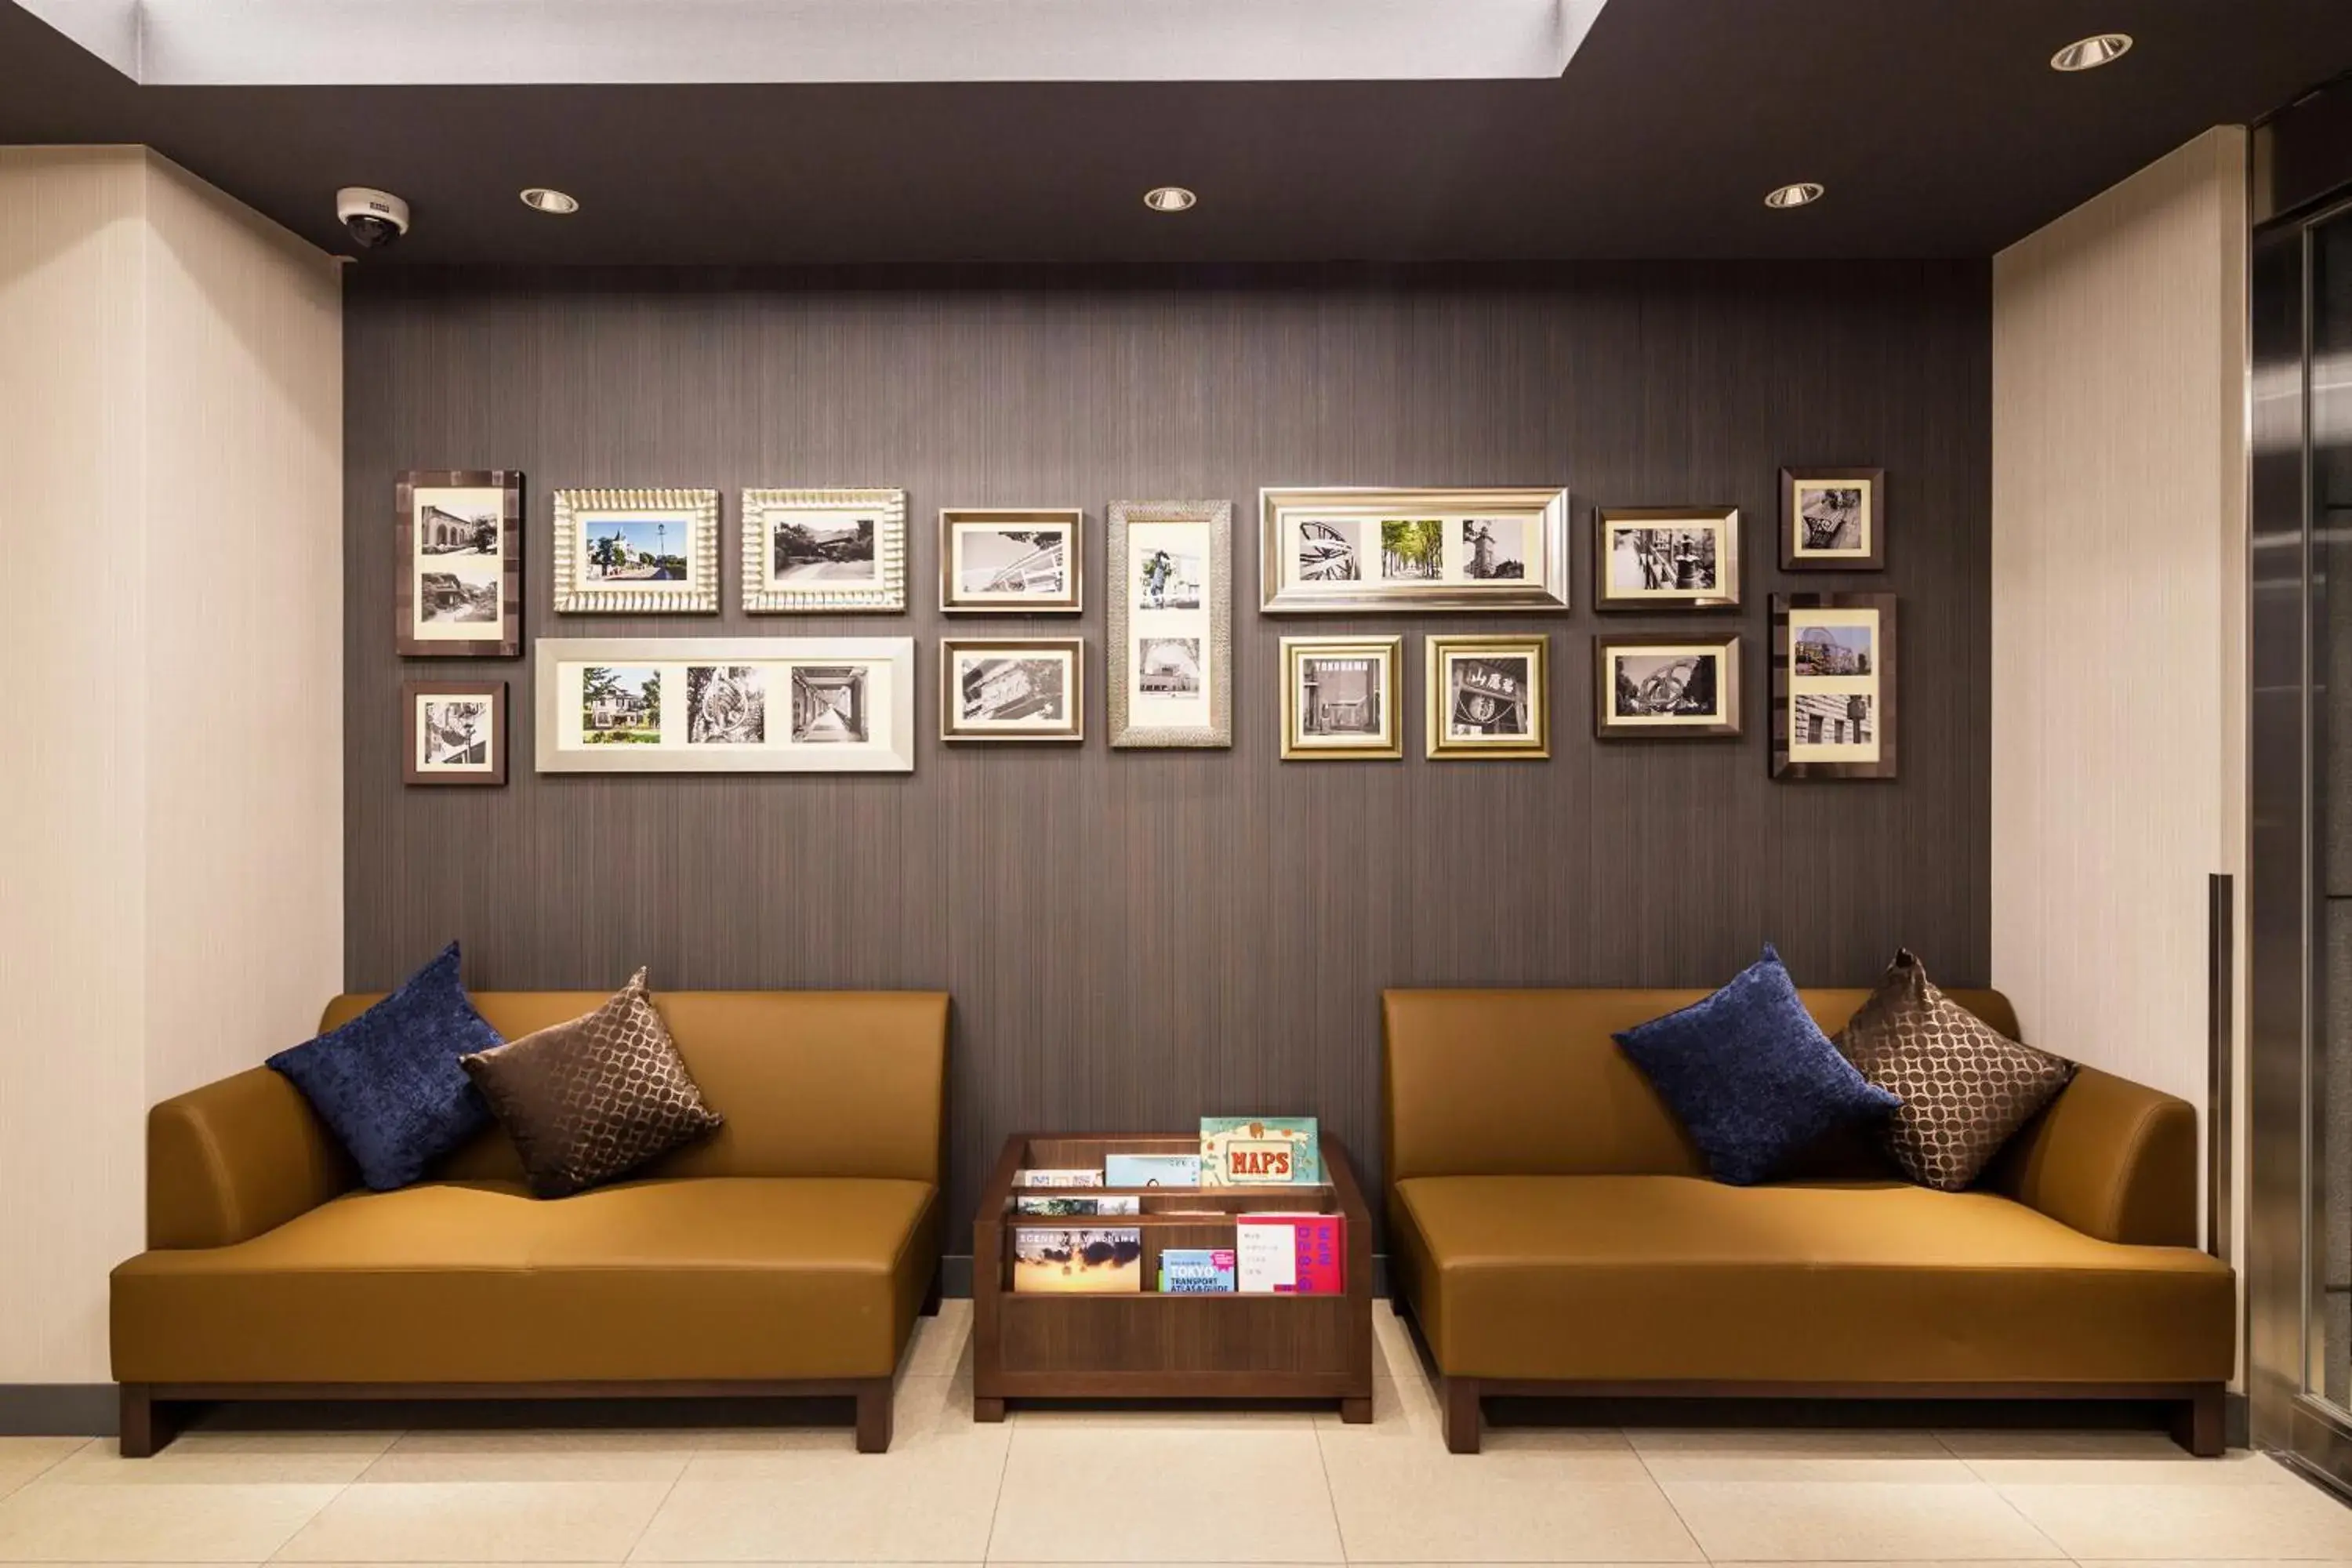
112, 990, 948, 1455
1383, 988, 2236, 1454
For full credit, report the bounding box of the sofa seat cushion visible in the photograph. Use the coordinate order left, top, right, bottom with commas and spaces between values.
1392, 1174, 2233, 1385
113, 1177, 938, 1385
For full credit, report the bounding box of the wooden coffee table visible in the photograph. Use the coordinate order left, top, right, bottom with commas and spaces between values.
971, 1132, 1374, 1421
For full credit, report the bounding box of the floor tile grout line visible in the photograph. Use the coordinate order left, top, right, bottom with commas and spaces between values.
615, 1441, 692, 1567
976, 1384, 1021, 1565
1628, 1426, 1716, 1565
259, 1432, 379, 1566
1306, 1399, 1350, 1564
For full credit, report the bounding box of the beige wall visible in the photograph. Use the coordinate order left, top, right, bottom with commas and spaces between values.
1991, 128, 2248, 1228
0, 147, 342, 1383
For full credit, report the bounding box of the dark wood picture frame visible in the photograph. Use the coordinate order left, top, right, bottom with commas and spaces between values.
1593, 506, 1740, 611
397, 470, 524, 658
1771, 593, 1897, 779
1593, 633, 1743, 739
403, 681, 509, 786
1779, 466, 1885, 572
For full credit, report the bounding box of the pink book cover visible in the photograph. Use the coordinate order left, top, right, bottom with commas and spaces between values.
1239, 1212, 1346, 1294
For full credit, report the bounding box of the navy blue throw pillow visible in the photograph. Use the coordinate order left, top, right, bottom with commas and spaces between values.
1613, 944, 1899, 1186
267, 942, 503, 1191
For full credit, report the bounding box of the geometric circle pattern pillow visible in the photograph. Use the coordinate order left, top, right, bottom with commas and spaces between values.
460, 967, 723, 1198
1835, 949, 2073, 1192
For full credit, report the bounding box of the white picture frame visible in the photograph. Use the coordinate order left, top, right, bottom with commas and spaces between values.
741, 488, 908, 612
551, 488, 720, 614
534, 637, 916, 774
1107, 499, 1232, 749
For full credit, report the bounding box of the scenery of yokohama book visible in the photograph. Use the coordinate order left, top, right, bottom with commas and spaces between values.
1011, 1226, 1144, 1293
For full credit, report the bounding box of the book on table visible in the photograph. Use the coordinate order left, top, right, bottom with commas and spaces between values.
1234, 1212, 1345, 1294
1199, 1116, 1321, 1185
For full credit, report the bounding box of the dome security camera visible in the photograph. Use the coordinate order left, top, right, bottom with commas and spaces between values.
336, 187, 410, 250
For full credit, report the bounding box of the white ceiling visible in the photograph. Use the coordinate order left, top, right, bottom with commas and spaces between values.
24, 0, 1606, 83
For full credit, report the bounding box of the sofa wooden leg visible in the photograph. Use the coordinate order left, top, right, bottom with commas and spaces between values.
1339, 1396, 1373, 1425
2171, 1383, 2225, 1457
854, 1379, 894, 1453
118, 1384, 173, 1457
973, 1396, 1007, 1423
920, 1265, 943, 1317
1442, 1376, 1481, 1454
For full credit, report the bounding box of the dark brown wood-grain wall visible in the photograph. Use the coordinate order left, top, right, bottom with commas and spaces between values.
343, 261, 1992, 1233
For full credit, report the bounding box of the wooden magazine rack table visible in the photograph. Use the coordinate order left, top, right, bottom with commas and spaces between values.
971, 1133, 1374, 1421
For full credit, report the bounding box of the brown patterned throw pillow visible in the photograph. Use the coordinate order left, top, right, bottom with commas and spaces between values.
1835, 949, 2074, 1192
460, 969, 722, 1198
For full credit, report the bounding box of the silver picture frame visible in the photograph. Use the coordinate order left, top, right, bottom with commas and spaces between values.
534, 637, 916, 774
1258, 485, 1570, 613
740, 487, 909, 613
551, 488, 720, 614
1107, 499, 1232, 749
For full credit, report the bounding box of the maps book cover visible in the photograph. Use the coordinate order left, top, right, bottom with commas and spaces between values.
1200, 1117, 1320, 1185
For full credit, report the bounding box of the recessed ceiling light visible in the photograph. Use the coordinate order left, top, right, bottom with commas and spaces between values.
1764, 182, 1824, 210
1143, 186, 1197, 212
519, 187, 579, 214
2051, 33, 2132, 71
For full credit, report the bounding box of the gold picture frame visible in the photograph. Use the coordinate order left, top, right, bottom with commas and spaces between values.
939, 637, 1084, 743
939, 508, 1083, 614
1279, 636, 1403, 760
1594, 506, 1740, 610
552, 488, 720, 614
1425, 634, 1549, 760
1260, 486, 1570, 613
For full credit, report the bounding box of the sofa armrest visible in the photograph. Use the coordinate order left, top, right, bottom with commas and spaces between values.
1985, 1065, 2198, 1247
147, 1067, 353, 1250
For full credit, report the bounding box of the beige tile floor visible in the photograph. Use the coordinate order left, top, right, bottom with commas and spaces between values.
0, 1301, 2342, 1566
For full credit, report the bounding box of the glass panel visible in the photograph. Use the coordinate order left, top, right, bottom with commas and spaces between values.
2314, 209, 2352, 1406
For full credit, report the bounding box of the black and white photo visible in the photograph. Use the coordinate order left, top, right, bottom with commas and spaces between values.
1291, 518, 1361, 583
745, 489, 909, 613
405, 680, 507, 786
1137, 547, 1204, 609
1780, 468, 1884, 570
687, 664, 767, 745
792, 665, 869, 743
400, 471, 521, 658
1595, 635, 1742, 739
1595, 508, 1740, 610
941, 508, 1077, 613
1136, 637, 1202, 697
1460, 517, 1527, 580
941, 638, 1085, 742
1793, 691, 1874, 746
1427, 635, 1550, 758
1281, 636, 1401, 759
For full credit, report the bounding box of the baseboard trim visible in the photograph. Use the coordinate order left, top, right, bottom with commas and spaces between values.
0, 1385, 117, 1437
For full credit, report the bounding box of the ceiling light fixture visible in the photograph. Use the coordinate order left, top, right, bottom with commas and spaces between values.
2051, 33, 2132, 71
519, 187, 579, 214
1143, 186, 1197, 212
1764, 182, 1824, 210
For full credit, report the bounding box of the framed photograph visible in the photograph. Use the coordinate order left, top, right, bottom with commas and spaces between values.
940, 638, 1083, 743
553, 488, 720, 613
534, 637, 915, 774
1108, 499, 1232, 749
1772, 593, 1896, 778
742, 488, 909, 612
941, 508, 1082, 613
1259, 486, 1569, 613
1595, 633, 1744, 739
1280, 636, 1403, 760
1426, 634, 1548, 760
1780, 467, 1885, 571
1595, 506, 1740, 610
403, 681, 507, 786
396, 470, 522, 658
